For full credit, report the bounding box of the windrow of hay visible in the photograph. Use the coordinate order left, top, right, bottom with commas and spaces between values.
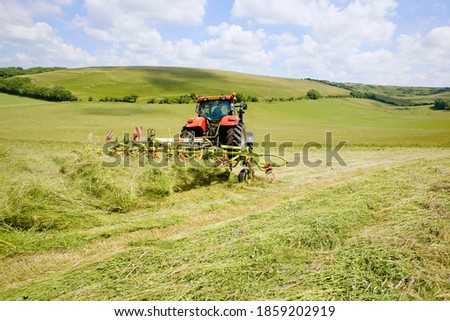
2, 181, 79, 231
60, 151, 139, 213
1, 150, 231, 232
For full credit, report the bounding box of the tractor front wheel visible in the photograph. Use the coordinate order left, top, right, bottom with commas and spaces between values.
180, 128, 195, 138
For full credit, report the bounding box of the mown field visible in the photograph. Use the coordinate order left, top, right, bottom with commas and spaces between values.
0, 69, 449, 301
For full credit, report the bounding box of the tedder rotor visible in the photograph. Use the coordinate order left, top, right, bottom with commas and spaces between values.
103, 94, 287, 182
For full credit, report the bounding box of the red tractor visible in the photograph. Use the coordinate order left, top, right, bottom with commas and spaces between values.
180, 94, 254, 152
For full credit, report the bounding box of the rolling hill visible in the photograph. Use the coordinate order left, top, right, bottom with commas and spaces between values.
312, 79, 450, 105
22, 66, 350, 101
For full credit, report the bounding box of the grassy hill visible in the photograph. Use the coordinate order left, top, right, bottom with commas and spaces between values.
23, 66, 350, 101
347, 83, 450, 103
312, 79, 450, 105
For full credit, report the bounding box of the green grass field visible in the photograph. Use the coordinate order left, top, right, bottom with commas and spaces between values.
0, 67, 449, 301
23, 66, 350, 101
0, 93, 448, 146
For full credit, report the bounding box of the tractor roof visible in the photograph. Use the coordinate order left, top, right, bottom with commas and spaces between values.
197, 95, 236, 103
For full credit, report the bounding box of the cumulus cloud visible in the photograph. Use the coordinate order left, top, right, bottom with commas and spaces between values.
394, 26, 450, 86
76, 3, 273, 75
79, 0, 206, 42
84, 0, 206, 29
163, 24, 272, 75
0, 0, 94, 67
203, 23, 267, 59
232, 0, 397, 46
70, 0, 207, 65
230, 0, 400, 81
27, 0, 74, 16
231, 0, 449, 85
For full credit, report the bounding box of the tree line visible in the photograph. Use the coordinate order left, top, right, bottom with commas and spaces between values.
350, 91, 421, 106
0, 67, 66, 78
144, 90, 327, 104
98, 94, 139, 103
0, 77, 77, 102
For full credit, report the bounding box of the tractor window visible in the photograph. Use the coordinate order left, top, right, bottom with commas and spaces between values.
200, 101, 230, 120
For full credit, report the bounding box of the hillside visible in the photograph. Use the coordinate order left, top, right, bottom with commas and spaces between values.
311, 79, 450, 105
347, 83, 450, 103
23, 66, 350, 101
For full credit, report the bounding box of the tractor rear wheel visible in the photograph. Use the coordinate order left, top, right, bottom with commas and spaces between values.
224, 122, 246, 149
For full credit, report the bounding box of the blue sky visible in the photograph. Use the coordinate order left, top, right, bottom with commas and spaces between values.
0, 0, 449, 86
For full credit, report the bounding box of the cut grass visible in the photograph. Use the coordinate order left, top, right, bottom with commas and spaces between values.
0, 141, 244, 258
0, 156, 448, 300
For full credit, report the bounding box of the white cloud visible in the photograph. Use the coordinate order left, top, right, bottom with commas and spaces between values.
232, 0, 397, 46
394, 26, 450, 86
27, 0, 74, 16
0, 0, 95, 67
84, 0, 206, 29
166, 24, 272, 75
80, 0, 206, 40
203, 23, 267, 59
76, 11, 274, 75
172, 23, 272, 75
72, 0, 207, 66
231, 0, 398, 72
232, 0, 328, 26
273, 24, 450, 86
231, 0, 449, 86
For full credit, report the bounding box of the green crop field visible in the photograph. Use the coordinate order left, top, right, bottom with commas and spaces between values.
0, 67, 449, 301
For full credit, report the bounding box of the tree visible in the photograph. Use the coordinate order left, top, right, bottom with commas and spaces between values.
431, 98, 449, 110
350, 91, 366, 98
123, 94, 138, 103
307, 89, 322, 99
235, 92, 246, 102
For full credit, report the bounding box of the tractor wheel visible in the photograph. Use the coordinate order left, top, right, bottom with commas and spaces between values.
180, 128, 195, 138
225, 122, 246, 149
180, 128, 196, 144
238, 168, 249, 182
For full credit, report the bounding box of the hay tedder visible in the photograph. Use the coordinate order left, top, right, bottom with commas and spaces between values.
103, 94, 287, 182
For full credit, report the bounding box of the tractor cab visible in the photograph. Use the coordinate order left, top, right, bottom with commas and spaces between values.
196, 96, 234, 121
